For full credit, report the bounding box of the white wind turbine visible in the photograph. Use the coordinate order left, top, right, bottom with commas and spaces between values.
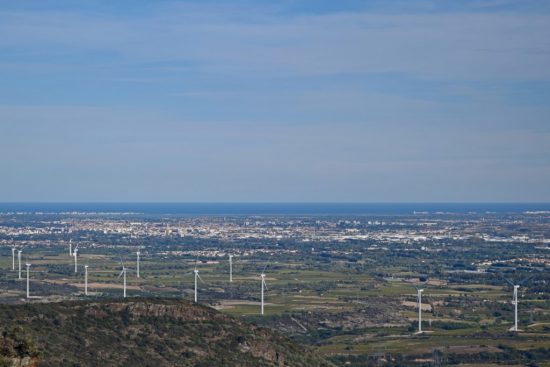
26, 261, 31, 299
12, 247, 16, 270
136, 249, 141, 278
193, 261, 205, 303
260, 264, 269, 316
73, 244, 79, 273
84, 264, 89, 296
18, 250, 22, 280
511, 284, 519, 332
504, 276, 532, 332
69, 239, 72, 257
118, 259, 127, 298
414, 286, 424, 334
229, 254, 233, 283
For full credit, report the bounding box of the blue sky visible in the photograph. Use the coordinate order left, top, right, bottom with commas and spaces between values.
0, 0, 549, 202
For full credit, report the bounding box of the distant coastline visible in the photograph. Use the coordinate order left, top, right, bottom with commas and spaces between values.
0, 202, 549, 216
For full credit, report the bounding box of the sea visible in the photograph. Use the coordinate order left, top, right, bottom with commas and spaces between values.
0, 203, 549, 216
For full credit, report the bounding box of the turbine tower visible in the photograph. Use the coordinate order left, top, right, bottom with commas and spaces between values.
260, 263, 269, 315
229, 254, 233, 283
84, 265, 89, 296
512, 285, 519, 332
504, 276, 532, 332
12, 247, 15, 270
261, 273, 267, 315
73, 244, 79, 273
18, 250, 22, 280
190, 258, 206, 303
416, 288, 424, 333
69, 239, 72, 257
26, 262, 31, 299
194, 269, 199, 303
193, 268, 204, 303
118, 261, 127, 298
136, 250, 140, 278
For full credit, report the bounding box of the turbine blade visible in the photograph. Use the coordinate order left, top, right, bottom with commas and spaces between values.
262, 279, 268, 291
503, 277, 515, 286
520, 275, 534, 285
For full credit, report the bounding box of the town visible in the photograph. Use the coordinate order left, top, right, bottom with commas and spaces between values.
0, 209, 549, 366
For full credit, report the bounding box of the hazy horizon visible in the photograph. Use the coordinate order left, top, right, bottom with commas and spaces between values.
1, 202, 549, 216
0, 201, 549, 204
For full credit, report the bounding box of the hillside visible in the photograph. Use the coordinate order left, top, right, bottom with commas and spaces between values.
0, 299, 333, 367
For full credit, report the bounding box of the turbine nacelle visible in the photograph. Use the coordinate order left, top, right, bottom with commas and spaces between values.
118, 267, 126, 277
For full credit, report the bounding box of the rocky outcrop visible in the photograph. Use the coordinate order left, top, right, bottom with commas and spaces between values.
0, 327, 39, 367
7, 356, 39, 367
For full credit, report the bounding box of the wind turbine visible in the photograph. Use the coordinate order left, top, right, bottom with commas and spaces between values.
229, 254, 233, 282
193, 261, 205, 303
504, 276, 532, 332
260, 263, 269, 315
118, 259, 127, 298
84, 264, 89, 296
12, 247, 15, 270
18, 250, 22, 280
136, 249, 141, 278
414, 286, 424, 334
69, 239, 72, 257
511, 284, 519, 332
26, 261, 31, 299
73, 244, 79, 273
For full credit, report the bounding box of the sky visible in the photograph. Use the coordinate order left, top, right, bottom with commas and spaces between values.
0, 0, 549, 202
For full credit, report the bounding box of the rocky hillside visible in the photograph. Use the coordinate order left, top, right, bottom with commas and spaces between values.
0, 299, 333, 367
0, 326, 39, 367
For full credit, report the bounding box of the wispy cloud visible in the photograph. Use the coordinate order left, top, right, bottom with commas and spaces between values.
0, 1, 549, 201
1, 3, 549, 80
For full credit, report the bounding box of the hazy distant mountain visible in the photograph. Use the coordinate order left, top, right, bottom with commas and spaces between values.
0, 299, 332, 367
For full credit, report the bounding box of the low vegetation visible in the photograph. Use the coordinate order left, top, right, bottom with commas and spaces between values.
0, 298, 332, 367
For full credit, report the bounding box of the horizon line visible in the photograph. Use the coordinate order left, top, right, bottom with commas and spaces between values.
1, 201, 549, 205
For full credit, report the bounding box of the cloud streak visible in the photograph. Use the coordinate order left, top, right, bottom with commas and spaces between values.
1, 3, 550, 80
0, 0, 549, 201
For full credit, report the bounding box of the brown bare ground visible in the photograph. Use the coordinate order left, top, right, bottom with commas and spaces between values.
401, 301, 432, 311
42, 279, 140, 290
